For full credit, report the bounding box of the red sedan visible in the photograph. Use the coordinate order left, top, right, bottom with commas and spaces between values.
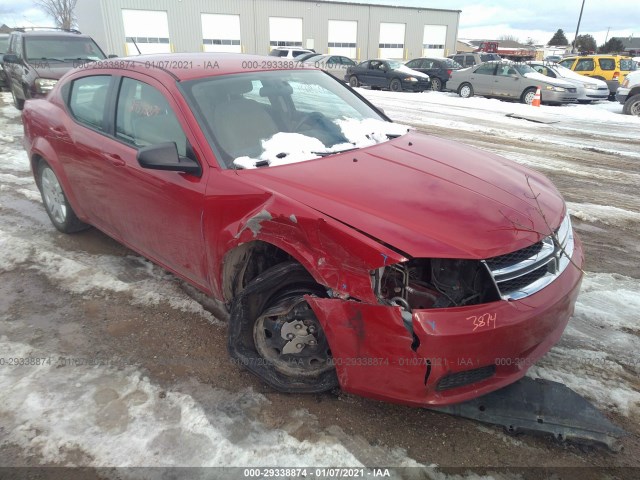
21, 53, 583, 406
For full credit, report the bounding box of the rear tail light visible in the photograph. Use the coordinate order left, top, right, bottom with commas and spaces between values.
447, 69, 452, 75
613, 72, 619, 79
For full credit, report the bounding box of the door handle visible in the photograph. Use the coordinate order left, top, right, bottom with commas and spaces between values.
103, 152, 125, 167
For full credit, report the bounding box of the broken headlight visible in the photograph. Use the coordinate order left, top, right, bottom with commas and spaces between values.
374, 258, 499, 310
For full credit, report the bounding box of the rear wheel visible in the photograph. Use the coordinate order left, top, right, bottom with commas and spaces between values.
390, 78, 402, 92
458, 82, 474, 98
521, 87, 537, 105
430, 77, 443, 91
228, 261, 338, 393
37, 161, 88, 233
623, 95, 640, 116
349, 75, 359, 88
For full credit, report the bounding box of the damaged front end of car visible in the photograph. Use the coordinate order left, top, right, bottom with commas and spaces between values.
305, 212, 583, 407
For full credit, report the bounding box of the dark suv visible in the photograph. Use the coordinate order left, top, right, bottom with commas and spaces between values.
0, 33, 9, 90
2, 28, 107, 110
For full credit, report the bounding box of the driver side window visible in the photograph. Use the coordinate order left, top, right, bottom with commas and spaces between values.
115, 78, 189, 157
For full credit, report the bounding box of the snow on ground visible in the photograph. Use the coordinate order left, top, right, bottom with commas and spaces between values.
359, 89, 640, 158
530, 273, 640, 417
0, 335, 367, 469
567, 202, 640, 227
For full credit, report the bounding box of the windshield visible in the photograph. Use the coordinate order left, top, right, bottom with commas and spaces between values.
444, 58, 462, 68
387, 61, 403, 69
24, 36, 106, 61
182, 69, 409, 169
0, 36, 9, 54
514, 64, 535, 75
481, 53, 501, 62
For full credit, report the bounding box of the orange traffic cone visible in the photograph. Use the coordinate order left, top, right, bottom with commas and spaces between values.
531, 87, 541, 107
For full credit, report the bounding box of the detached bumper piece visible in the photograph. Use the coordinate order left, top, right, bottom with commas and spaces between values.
429, 376, 627, 451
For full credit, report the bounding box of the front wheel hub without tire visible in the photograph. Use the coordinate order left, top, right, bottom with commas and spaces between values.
254, 295, 332, 377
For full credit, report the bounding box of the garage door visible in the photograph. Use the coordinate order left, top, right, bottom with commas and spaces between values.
122, 9, 171, 55
201, 14, 241, 53
423, 25, 447, 57
328, 20, 357, 59
269, 17, 303, 50
379, 23, 405, 60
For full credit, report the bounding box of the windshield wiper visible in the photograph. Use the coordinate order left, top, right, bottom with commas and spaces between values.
28, 57, 65, 62
312, 146, 359, 157
64, 57, 99, 62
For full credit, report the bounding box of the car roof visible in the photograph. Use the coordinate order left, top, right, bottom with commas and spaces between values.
13, 30, 92, 39
104, 53, 318, 81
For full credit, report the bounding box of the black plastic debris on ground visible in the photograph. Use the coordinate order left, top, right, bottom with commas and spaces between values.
506, 112, 560, 124
429, 376, 627, 451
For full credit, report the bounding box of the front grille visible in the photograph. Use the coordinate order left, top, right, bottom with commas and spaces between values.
436, 365, 496, 391
485, 241, 543, 269
483, 214, 575, 300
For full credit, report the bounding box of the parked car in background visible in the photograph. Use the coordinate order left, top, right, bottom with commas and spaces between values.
303, 54, 356, 81
448, 61, 578, 105
544, 55, 562, 63
558, 55, 637, 96
616, 70, 640, 116
293, 52, 320, 62
0, 33, 9, 90
21, 52, 583, 407
404, 57, 462, 91
448, 52, 501, 68
2, 27, 107, 110
528, 61, 609, 103
269, 47, 314, 59
346, 59, 430, 92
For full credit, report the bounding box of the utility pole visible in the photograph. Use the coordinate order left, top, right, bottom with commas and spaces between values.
604, 27, 610, 44
572, 0, 586, 53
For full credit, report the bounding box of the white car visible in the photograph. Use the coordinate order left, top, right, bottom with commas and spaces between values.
528, 61, 609, 103
269, 47, 314, 59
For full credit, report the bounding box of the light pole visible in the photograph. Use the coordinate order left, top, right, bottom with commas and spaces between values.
572, 0, 586, 53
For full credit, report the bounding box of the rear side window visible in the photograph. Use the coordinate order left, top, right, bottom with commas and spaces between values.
115, 77, 188, 157
599, 58, 615, 70
475, 63, 495, 75
558, 59, 575, 69
575, 59, 594, 71
405, 59, 422, 68
68, 75, 111, 131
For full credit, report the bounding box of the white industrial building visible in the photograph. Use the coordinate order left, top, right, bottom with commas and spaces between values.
75, 0, 460, 60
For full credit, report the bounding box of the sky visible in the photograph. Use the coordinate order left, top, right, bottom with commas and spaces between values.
0, 0, 636, 46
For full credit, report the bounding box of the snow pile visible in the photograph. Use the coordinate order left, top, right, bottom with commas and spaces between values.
567, 202, 640, 227
233, 118, 410, 169
0, 336, 365, 468
529, 273, 640, 417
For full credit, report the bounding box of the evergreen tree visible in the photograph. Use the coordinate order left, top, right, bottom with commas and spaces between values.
599, 38, 625, 54
574, 34, 597, 53
548, 29, 568, 46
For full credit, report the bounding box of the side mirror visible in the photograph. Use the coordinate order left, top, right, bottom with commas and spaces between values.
137, 142, 202, 177
2, 54, 19, 64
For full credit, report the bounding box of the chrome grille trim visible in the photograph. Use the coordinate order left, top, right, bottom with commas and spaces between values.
483, 213, 575, 300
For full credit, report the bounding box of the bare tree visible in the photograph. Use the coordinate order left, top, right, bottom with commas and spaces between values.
498, 34, 520, 43
35, 0, 78, 30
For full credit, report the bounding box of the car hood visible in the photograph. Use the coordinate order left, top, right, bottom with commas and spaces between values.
394, 65, 429, 79
241, 131, 565, 260
31, 61, 78, 80
523, 71, 574, 88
